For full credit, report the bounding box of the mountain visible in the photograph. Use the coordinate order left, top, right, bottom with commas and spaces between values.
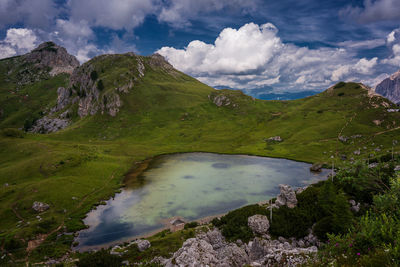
0, 42, 79, 130
1, 42, 400, 264
375, 69, 400, 104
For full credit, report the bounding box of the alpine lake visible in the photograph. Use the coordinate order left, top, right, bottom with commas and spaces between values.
75, 153, 329, 250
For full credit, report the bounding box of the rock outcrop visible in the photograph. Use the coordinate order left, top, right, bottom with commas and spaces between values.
248, 215, 270, 235
132, 239, 151, 252
159, 228, 318, 267
25, 42, 80, 76
375, 70, 400, 104
210, 94, 231, 107
32, 201, 50, 212
275, 184, 298, 208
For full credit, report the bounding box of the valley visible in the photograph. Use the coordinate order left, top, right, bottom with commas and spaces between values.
1, 43, 400, 265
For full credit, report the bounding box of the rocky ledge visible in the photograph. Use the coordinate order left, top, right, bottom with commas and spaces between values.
154, 228, 318, 267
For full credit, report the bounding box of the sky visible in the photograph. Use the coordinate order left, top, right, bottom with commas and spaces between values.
0, 0, 400, 95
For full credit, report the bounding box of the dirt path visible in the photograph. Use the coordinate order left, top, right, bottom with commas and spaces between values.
75, 171, 116, 210
338, 112, 357, 138
11, 203, 25, 222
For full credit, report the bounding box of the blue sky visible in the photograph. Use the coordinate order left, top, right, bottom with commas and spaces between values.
0, 0, 400, 94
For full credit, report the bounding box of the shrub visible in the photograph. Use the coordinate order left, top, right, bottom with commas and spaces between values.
335, 161, 393, 204
90, 70, 98, 81
97, 79, 104, 91
213, 204, 268, 242
1, 128, 25, 138
77, 249, 122, 267
334, 82, 346, 89
269, 206, 310, 238
184, 221, 199, 229
338, 92, 345, 96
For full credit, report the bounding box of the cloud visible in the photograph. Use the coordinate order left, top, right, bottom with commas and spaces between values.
0, 28, 40, 59
55, 19, 94, 39
340, 0, 400, 23
331, 57, 378, 81
67, 0, 158, 30
158, 0, 258, 27
158, 22, 384, 91
381, 28, 400, 67
338, 39, 385, 49
0, 0, 58, 29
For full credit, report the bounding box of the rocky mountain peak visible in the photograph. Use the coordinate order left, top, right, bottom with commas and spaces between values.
390, 70, 400, 80
24, 41, 80, 76
375, 69, 400, 104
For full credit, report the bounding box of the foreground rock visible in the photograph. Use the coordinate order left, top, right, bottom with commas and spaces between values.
248, 215, 270, 235
158, 229, 317, 267
275, 184, 298, 208
32, 201, 50, 212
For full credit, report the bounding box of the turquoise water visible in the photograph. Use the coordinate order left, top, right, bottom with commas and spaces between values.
76, 153, 329, 250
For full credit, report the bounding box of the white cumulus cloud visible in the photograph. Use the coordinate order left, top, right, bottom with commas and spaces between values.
158, 22, 384, 91
0, 28, 39, 59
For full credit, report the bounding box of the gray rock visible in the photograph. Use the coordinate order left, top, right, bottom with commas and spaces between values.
32, 201, 49, 212
30, 116, 70, 133
267, 136, 283, 142
171, 238, 219, 266
338, 136, 348, 142
25, 42, 79, 76
211, 94, 231, 107
275, 184, 298, 208
394, 165, 400, 171
368, 163, 378, 168
310, 163, 322, 172
248, 238, 264, 261
132, 239, 151, 252
248, 215, 270, 235
353, 149, 361, 155
375, 69, 400, 104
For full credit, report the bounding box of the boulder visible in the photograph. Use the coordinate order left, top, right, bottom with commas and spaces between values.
267, 136, 282, 142
248, 215, 270, 235
171, 238, 219, 267
275, 184, 298, 208
32, 201, 50, 212
310, 163, 322, 172
132, 239, 151, 252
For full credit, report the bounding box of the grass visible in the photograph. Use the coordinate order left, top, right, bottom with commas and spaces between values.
1, 52, 400, 264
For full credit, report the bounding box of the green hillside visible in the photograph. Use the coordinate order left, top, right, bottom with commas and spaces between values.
1, 51, 400, 263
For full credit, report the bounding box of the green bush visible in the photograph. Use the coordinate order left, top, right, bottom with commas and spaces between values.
97, 79, 104, 91
184, 221, 199, 229
335, 161, 394, 204
90, 70, 98, 81
334, 82, 346, 89
269, 206, 310, 238
1, 128, 25, 138
77, 249, 122, 267
212, 204, 268, 242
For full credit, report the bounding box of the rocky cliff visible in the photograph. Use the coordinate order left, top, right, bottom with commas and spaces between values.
3, 42, 79, 86
30, 52, 176, 133
375, 70, 400, 104
24, 42, 80, 76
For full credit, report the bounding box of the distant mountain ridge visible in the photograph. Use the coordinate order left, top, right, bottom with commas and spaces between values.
375, 69, 400, 104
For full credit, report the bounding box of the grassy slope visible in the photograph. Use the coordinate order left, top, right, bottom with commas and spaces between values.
1, 54, 400, 262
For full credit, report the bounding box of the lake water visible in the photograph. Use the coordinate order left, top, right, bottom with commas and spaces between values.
75, 153, 329, 250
